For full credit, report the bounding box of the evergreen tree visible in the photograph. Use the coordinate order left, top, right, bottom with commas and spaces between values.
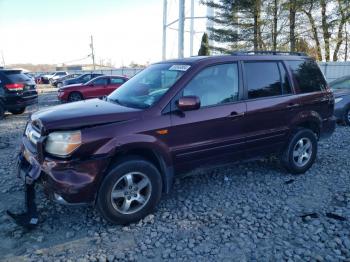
198, 33, 211, 56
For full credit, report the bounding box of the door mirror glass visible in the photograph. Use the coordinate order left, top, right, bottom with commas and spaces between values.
177, 96, 200, 111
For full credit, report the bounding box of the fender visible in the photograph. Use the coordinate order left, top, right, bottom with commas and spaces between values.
289, 109, 322, 133
95, 133, 174, 193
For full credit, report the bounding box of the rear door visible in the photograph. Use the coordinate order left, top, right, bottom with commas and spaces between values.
107, 77, 126, 94
285, 59, 333, 120
242, 61, 299, 157
167, 62, 247, 172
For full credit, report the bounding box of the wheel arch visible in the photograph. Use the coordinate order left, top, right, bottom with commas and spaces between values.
290, 111, 322, 138
105, 143, 174, 195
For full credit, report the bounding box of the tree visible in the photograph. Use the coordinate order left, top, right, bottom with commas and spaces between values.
198, 33, 211, 56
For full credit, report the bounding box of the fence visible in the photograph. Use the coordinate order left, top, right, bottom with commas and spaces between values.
318, 62, 350, 82
37, 62, 350, 82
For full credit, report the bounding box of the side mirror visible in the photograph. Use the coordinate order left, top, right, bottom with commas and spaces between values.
177, 96, 200, 111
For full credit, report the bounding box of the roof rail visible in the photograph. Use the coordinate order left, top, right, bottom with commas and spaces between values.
231, 51, 307, 56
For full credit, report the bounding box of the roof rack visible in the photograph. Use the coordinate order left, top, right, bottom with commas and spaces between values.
231, 51, 307, 56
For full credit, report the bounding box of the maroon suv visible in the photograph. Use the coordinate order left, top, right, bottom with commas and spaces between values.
15, 52, 335, 226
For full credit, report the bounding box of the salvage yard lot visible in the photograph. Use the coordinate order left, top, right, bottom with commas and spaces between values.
0, 88, 350, 261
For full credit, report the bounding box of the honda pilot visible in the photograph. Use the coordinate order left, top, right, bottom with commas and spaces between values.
13, 52, 335, 226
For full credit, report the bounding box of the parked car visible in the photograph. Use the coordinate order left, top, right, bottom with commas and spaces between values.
62, 73, 104, 86
52, 73, 81, 88
41, 71, 67, 84
58, 75, 128, 102
0, 69, 38, 119
34, 73, 46, 84
329, 75, 350, 125
16, 52, 335, 225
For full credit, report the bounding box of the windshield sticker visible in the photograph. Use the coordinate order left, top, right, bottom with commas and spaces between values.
169, 65, 191, 71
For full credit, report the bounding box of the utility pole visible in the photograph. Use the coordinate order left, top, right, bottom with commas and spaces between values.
90, 35, 96, 70
178, 0, 185, 58
190, 0, 194, 56
162, 0, 168, 60
1, 51, 5, 67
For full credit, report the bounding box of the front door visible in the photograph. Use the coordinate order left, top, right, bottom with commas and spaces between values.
167, 62, 247, 172
85, 77, 109, 99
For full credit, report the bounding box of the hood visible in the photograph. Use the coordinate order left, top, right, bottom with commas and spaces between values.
332, 88, 350, 97
60, 83, 84, 90
31, 98, 142, 132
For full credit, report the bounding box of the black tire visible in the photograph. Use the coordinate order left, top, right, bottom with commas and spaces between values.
0, 105, 4, 120
97, 157, 162, 225
9, 107, 25, 115
281, 128, 318, 174
68, 92, 83, 102
344, 107, 350, 126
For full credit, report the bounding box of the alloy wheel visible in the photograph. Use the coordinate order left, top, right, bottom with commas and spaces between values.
292, 137, 313, 167
110, 172, 152, 215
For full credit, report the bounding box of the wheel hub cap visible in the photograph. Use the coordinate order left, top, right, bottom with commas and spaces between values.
293, 137, 313, 167
110, 172, 152, 215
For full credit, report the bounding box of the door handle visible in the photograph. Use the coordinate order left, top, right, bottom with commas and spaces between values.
286, 103, 300, 109
227, 111, 245, 118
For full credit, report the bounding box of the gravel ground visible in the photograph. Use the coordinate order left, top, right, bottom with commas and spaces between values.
0, 88, 350, 261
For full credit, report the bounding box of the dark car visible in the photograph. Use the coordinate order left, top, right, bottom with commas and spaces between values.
62, 73, 104, 87
15, 52, 335, 225
58, 75, 128, 102
0, 69, 38, 119
329, 75, 350, 125
52, 73, 81, 88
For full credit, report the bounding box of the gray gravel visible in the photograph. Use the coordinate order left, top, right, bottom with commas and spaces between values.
0, 88, 350, 261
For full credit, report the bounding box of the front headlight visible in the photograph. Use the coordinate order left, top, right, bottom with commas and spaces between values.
45, 131, 81, 157
335, 97, 343, 103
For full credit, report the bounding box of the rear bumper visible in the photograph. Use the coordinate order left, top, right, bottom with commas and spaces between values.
320, 116, 336, 139
3, 94, 38, 110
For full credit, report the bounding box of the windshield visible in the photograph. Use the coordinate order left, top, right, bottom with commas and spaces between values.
330, 78, 350, 89
107, 63, 188, 109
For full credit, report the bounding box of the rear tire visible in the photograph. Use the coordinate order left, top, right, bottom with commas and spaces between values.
0, 105, 4, 120
9, 107, 25, 115
57, 82, 63, 89
344, 107, 350, 126
281, 128, 318, 174
68, 92, 83, 102
97, 157, 162, 225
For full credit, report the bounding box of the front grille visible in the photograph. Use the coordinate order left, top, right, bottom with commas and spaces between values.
25, 123, 41, 145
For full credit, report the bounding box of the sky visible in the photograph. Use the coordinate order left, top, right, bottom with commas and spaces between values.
0, 0, 208, 67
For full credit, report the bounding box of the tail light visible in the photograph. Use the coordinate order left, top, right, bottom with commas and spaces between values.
5, 83, 25, 91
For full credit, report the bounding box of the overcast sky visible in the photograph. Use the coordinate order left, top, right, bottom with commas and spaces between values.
0, 0, 208, 67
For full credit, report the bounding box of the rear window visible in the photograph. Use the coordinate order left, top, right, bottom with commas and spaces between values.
2, 70, 31, 83
286, 59, 326, 93
244, 61, 291, 99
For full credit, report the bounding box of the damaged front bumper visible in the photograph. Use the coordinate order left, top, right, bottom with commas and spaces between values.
18, 137, 111, 205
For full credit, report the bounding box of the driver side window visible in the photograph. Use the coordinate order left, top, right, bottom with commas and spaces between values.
183, 63, 239, 108
92, 78, 108, 85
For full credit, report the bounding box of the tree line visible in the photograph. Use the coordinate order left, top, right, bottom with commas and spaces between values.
202, 0, 350, 61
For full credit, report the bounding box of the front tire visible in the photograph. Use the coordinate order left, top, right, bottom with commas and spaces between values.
97, 157, 162, 225
68, 92, 83, 102
281, 128, 318, 174
9, 107, 25, 115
